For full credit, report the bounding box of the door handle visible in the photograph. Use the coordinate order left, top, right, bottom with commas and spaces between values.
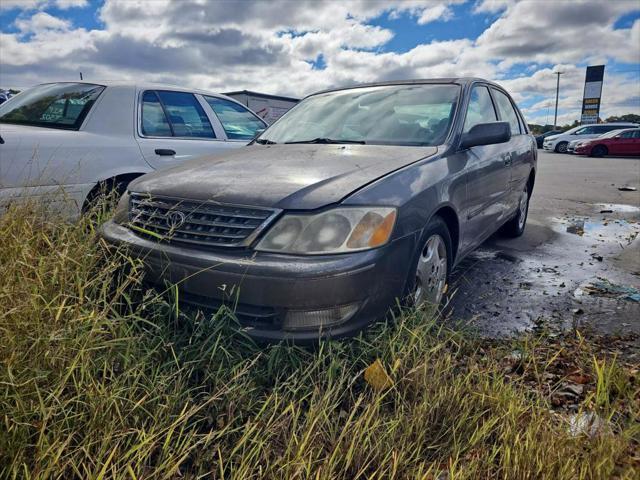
155, 148, 176, 156
502, 153, 512, 166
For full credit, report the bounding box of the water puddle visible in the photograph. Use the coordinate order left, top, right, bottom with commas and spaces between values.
447, 214, 640, 337
595, 203, 640, 214
555, 217, 639, 245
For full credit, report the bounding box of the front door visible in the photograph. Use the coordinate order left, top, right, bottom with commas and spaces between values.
490, 88, 533, 214
609, 130, 637, 155
459, 85, 512, 253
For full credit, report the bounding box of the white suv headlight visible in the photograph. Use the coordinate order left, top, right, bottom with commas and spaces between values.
256, 207, 397, 254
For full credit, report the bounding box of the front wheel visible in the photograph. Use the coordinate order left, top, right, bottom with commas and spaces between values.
590, 145, 608, 157
409, 217, 452, 308
501, 185, 529, 237
555, 141, 568, 153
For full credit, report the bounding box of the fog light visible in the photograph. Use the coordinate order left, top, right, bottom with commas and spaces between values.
282, 303, 360, 331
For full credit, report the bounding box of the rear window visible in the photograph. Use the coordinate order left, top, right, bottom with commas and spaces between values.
599, 125, 632, 133
204, 96, 266, 140
0, 83, 105, 130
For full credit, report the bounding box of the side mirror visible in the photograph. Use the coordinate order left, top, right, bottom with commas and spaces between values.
460, 122, 511, 149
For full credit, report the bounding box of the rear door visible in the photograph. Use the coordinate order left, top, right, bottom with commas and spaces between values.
490, 87, 532, 215
135, 90, 236, 171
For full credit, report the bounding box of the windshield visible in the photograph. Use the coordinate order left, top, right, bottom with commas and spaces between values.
258, 84, 460, 146
0, 82, 105, 130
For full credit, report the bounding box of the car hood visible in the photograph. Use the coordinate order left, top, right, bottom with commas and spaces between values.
129, 143, 438, 210
545, 134, 561, 141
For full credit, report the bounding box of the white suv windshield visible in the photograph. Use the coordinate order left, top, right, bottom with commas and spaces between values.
0, 83, 105, 130
258, 84, 460, 146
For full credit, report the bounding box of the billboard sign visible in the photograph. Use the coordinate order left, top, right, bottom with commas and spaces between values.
581, 65, 605, 124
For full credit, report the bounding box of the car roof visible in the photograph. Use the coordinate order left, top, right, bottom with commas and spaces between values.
310, 77, 504, 97
33, 80, 232, 99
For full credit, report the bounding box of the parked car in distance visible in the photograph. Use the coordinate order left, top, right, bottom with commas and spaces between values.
543, 122, 638, 153
0, 81, 267, 217
574, 128, 640, 157
0, 90, 12, 105
101, 78, 537, 342
567, 128, 624, 153
535, 129, 562, 148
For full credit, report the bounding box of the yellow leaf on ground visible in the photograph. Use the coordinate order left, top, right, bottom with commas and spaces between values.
364, 358, 394, 391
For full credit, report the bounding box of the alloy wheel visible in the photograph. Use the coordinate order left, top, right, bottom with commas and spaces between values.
518, 188, 529, 230
414, 234, 448, 306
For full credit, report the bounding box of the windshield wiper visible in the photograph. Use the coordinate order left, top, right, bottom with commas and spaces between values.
255, 138, 277, 145
285, 137, 366, 145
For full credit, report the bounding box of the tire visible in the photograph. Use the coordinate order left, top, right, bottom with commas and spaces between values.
82, 178, 129, 216
406, 216, 452, 308
501, 183, 530, 238
590, 145, 608, 157
555, 141, 568, 153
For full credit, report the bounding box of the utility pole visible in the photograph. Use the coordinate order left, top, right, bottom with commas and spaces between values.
79, 72, 83, 80
553, 71, 564, 129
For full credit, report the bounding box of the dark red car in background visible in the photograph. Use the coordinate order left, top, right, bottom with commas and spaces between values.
574, 128, 640, 157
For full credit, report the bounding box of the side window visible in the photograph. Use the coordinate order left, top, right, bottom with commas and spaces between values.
578, 126, 597, 134
204, 96, 266, 140
155, 91, 215, 138
633, 130, 640, 139
492, 89, 521, 135
141, 91, 172, 137
463, 86, 497, 133
619, 130, 634, 138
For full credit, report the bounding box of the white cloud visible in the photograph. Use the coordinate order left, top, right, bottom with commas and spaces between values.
0, 0, 637, 124
55, 0, 87, 8
15, 11, 71, 33
0, 0, 87, 10
417, 4, 454, 24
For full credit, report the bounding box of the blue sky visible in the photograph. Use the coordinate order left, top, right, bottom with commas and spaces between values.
1, 0, 639, 125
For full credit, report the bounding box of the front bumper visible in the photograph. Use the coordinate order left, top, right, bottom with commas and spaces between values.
100, 220, 416, 341
542, 142, 555, 151
574, 146, 590, 155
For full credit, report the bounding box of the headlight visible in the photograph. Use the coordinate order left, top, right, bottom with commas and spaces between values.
112, 191, 130, 224
256, 207, 397, 254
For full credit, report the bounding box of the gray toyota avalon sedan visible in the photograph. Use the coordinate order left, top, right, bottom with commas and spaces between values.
101, 78, 536, 341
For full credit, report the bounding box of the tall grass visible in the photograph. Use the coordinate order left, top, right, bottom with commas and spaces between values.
0, 202, 637, 479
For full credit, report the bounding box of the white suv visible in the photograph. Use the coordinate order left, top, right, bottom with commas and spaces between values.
543, 122, 638, 153
0, 81, 267, 217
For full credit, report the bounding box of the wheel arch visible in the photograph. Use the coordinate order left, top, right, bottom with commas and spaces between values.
429, 204, 460, 264
527, 168, 536, 193
82, 172, 146, 211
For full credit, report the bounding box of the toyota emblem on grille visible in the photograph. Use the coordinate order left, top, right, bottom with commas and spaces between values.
166, 210, 186, 229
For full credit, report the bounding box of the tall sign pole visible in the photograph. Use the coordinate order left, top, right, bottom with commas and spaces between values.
553, 71, 563, 129
581, 65, 605, 124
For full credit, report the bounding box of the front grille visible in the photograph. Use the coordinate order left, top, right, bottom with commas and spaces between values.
128, 193, 279, 249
